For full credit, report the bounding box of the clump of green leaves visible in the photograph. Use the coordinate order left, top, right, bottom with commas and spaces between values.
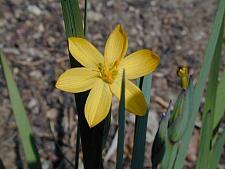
1, 0, 225, 169
152, 0, 225, 168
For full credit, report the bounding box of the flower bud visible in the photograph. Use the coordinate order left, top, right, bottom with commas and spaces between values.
151, 104, 171, 169
177, 66, 189, 89
168, 78, 193, 142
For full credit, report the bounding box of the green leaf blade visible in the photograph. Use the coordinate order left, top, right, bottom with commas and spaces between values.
116, 70, 126, 169
152, 109, 170, 169
196, 111, 213, 169
131, 75, 152, 169
60, 1, 111, 169
213, 69, 225, 129
0, 52, 42, 169
210, 130, 225, 169
196, 10, 224, 168
60, 0, 84, 38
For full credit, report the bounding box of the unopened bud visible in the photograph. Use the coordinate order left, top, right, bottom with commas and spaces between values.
177, 66, 189, 89
151, 103, 171, 169
168, 78, 193, 142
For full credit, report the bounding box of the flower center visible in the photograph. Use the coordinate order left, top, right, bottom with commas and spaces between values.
98, 63, 118, 84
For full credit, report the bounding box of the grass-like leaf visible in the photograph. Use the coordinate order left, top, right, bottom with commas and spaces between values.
74, 119, 80, 169
196, 9, 224, 168
75, 0, 88, 167
116, 70, 126, 169
0, 52, 42, 169
60, 0, 84, 167
151, 108, 170, 169
213, 69, 225, 129
196, 110, 213, 169
209, 130, 225, 169
161, 141, 178, 169
173, 0, 225, 168
60, 0, 84, 38
60, 1, 111, 168
131, 75, 152, 169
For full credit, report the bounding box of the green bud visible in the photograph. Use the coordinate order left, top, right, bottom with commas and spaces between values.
168, 78, 193, 142
151, 104, 171, 169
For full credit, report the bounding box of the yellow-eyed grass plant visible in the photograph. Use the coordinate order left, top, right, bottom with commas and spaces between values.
0, 0, 225, 169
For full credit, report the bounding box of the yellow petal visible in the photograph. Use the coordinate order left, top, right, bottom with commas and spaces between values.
85, 79, 112, 127
104, 24, 128, 66
110, 77, 147, 116
120, 49, 160, 79
56, 68, 99, 93
68, 37, 103, 69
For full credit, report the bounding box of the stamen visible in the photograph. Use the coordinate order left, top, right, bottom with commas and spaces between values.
99, 64, 118, 84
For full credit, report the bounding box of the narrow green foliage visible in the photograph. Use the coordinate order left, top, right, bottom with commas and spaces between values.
116, 70, 126, 169
75, 119, 80, 169
196, 110, 213, 169
151, 109, 170, 169
196, 13, 224, 169
213, 69, 225, 129
161, 141, 179, 169
0, 52, 42, 169
131, 75, 152, 169
60, 0, 84, 38
173, 1, 225, 168
210, 130, 225, 169
60, 1, 111, 169
75, 0, 88, 167
60, 0, 84, 69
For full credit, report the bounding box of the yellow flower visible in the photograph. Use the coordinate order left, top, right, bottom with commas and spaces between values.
56, 24, 160, 127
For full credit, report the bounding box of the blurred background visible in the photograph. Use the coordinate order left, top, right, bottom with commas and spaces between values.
0, 0, 224, 168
